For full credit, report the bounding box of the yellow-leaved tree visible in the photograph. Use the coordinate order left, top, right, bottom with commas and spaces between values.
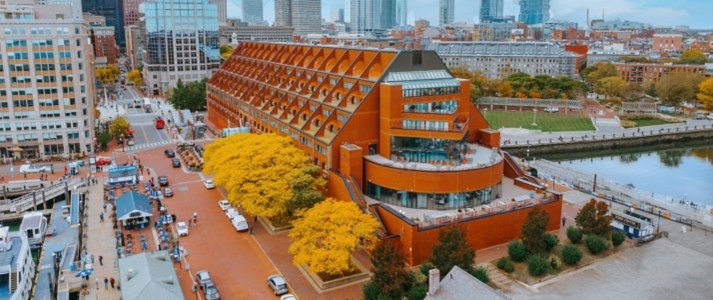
696, 78, 713, 111
202, 133, 316, 219
288, 198, 380, 275
126, 69, 143, 86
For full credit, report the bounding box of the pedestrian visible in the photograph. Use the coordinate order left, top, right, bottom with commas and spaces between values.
99, 212, 104, 222
104, 277, 108, 289
90, 254, 95, 264
188, 219, 192, 226
23, 172, 27, 179
103, 203, 107, 212
249, 225, 254, 235
561, 217, 566, 227
99, 256, 103, 266
254, 215, 257, 222
193, 216, 197, 226
110, 277, 115, 289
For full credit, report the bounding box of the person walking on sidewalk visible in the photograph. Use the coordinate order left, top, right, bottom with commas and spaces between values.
103, 203, 107, 212
99, 212, 104, 222
561, 217, 566, 227
99, 256, 103, 266
90, 254, 95, 264
104, 278, 108, 289
110, 277, 115, 289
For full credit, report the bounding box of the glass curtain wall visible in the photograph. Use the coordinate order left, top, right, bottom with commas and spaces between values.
366, 181, 502, 210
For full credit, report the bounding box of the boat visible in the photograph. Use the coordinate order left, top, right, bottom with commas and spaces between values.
19, 212, 47, 249
0, 226, 35, 300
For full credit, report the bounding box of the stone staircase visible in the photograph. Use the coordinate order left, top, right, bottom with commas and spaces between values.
481, 263, 513, 292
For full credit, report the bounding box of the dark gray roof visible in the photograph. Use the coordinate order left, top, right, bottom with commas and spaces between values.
115, 191, 152, 219
119, 251, 185, 300
425, 266, 510, 300
426, 42, 575, 57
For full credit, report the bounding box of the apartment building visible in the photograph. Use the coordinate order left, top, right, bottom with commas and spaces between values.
274, 0, 321, 36
219, 19, 294, 45
427, 41, 578, 79
613, 62, 705, 84
84, 14, 118, 64
0, 0, 96, 159
652, 34, 683, 52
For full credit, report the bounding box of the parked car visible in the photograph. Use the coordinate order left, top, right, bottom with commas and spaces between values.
127, 103, 134, 108
267, 274, 289, 295
204, 179, 215, 189
544, 107, 560, 113
218, 200, 231, 211
707, 114, 713, 120
163, 188, 173, 197
202, 281, 220, 300
232, 215, 249, 232
280, 295, 296, 300
225, 208, 239, 220
172, 158, 181, 168
96, 157, 112, 166
693, 114, 705, 120
176, 222, 189, 236
158, 175, 169, 186
164, 149, 175, 157
196, 270, 212, 287
127, 139, 135, 146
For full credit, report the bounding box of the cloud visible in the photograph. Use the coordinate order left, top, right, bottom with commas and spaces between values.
548, 0, 688, 26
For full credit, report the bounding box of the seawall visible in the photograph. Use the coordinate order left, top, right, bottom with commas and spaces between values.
502, 127, 713, 156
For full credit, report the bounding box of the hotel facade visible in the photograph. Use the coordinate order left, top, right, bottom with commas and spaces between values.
206, 42, 561, 264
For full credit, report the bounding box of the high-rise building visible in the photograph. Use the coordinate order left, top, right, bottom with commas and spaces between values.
480, 0, 503, 23
395, 0, 408, 27
122, 0, 145, 28
82, 0, 126, 48
141, 0, 221, 95
351, 0, 396, 34
379, 0, 396, 30
209, 0, 228, 26
274, 0, 321, 36
439, 0, 454, 25
518, 0, 550, 24
242, 0, 263, 24
0, 0, 97, 159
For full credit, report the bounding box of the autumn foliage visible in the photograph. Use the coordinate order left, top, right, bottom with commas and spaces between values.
288, 198, 380, 275
520, 205, 551, 255
202, 133, 315, 219
575, 199, 613, 237
429, 224, 476, 276
365, 239, 414, 299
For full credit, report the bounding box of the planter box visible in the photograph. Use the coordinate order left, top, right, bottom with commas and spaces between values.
259, 216, 293, 234
299, 256, 371, 290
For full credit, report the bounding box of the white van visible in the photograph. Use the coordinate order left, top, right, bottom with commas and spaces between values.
544, 107, 560, 113
232, 215, 249, 232
225, 208, 239, 220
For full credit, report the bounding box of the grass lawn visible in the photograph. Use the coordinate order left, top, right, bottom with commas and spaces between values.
632, 118, 673, 127
484, 111, 595, 132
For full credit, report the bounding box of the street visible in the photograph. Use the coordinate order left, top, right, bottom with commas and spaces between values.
115, 87, 175, 152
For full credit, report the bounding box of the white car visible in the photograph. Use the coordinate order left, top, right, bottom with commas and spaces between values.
176, 222, 189, 236
280, 295, 296, 300
204, 179, 215, 189
218, 200, 231, 211
127, 139, 135, 146
225, 208, 239, 220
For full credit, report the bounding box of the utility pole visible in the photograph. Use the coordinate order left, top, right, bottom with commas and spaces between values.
32, 192, 37, 211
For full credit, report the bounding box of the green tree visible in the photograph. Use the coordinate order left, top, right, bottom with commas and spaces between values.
696, 78, 713, 110
580, 65, 598, 80
96, 132, 112, 151
594, 76, 626, 100
286, 164, 327, 215
586, 63, 618, 85
678, 49, 708, 65
169, 78, 209, 111
429, 225, 476, 276
521, 206, 551, 255
656, 71, 702, 107
620, 84, 645, 102
364, 239, 414, 300
108, 116, 130, 138
575, 199, 612, 237
647, 83, 658, 98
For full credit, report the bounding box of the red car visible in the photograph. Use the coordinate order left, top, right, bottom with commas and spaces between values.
96, 157, 112, 166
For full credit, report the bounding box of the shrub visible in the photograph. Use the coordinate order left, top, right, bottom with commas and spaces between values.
620, 120, 636, 128
612, 230, 626, 246
561, 245, 583, 265
508, 241, 528, 262
503, 260, 515, 273
409, 284, 428, 300
585, 235, 609, 255
471, 266, 490, 283
419, 263, 433, 277
567, 226, 583, 244
362, 282, 380, 300
548, 254, 562, 269
527, 254, 551, 276
496, 257, 508, 270
545, 234, 560, 252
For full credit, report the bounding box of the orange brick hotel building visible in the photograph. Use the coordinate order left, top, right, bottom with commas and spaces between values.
206, 42, 561, 265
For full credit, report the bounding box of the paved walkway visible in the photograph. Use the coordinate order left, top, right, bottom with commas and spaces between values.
80, 176, 122, 299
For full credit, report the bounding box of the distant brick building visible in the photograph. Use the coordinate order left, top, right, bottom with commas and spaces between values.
652, 34, 683, 52
613, 62, 704, 84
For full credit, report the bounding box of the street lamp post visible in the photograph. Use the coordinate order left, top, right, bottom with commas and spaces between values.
532, 108, 538, 126
484, 108, 488, 119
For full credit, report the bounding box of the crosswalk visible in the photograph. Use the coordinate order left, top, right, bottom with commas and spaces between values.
125, 139, 176, 152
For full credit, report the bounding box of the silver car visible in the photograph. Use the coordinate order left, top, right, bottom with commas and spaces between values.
203, 281, 220, 300
267, 274, 288, 295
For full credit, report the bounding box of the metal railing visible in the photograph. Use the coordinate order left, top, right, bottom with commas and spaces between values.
0, 178, 84, 212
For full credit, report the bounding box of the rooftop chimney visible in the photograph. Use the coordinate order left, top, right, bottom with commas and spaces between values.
153, 253, 168, 261
427, 269, 440, 295
127, 268, 136, 281
160, 276, 175, 285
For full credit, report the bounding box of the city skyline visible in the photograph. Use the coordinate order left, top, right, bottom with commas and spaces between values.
225, 0, 712, 29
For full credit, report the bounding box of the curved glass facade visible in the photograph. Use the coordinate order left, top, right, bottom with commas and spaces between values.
365, 181, 502, 210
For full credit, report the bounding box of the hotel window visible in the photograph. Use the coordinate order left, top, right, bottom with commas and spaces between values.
359, 84, 371, 93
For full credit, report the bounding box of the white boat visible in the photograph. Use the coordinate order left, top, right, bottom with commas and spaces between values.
19, 212, 47, 249
0, 226, 36, 300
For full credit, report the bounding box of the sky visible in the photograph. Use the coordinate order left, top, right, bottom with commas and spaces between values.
226, 0, 712, 29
